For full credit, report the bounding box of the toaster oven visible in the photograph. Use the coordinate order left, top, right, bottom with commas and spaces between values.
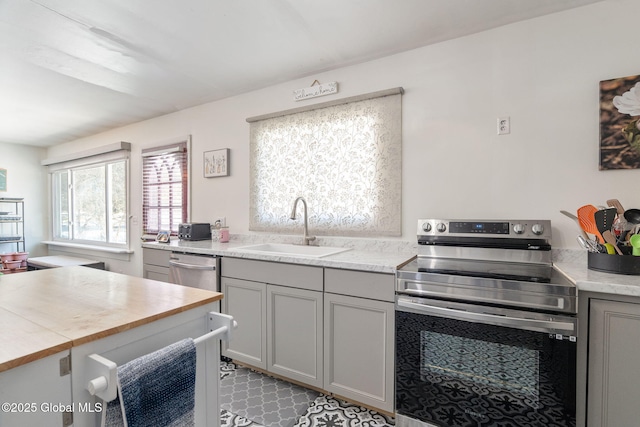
178, 223, 211, 241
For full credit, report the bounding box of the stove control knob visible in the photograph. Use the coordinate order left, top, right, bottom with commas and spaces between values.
436, 223, 447, 233
422, 222, 432, 232
513, 223, 525, 234
532, 223, 545, 235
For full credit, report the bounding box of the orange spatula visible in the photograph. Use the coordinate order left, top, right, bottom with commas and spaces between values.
577, 205, 604, 243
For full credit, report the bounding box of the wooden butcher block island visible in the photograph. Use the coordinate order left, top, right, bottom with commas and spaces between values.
0, 266, 223, 427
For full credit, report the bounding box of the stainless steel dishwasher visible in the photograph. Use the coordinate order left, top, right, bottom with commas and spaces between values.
168, 252, 219, 292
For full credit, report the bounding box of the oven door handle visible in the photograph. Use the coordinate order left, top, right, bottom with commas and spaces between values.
396, 298, 577, 335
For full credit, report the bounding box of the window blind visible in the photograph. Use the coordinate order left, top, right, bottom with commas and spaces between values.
248, 89, 402, 237
142, 141, 188, 235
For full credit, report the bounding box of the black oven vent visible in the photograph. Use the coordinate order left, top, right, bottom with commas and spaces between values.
418, 236, 551, 251
416, 267, 552, 283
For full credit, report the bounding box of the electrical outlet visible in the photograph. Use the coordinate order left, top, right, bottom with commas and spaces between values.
213, 217, 226, 227
497, 117, 510, 135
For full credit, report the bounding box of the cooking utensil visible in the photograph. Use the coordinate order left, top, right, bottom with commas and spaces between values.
594, 208, 617, 240
603, 230, 623, 255
606, 199, 626, 215
606, 199, 629, 240
577, 205, 603, 243
603, 243, 616, 254
561, 210, 590, 240
577, 235, 598, 252
624, 208, 640, 225
630, 234, 640, 256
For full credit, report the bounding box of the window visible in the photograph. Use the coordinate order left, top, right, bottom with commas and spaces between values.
142, 140, 189, 236
50, 148, 129, 247
248, 88, 402, 237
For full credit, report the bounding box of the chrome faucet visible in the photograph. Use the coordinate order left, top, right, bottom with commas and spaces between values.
290, 196, 316, 245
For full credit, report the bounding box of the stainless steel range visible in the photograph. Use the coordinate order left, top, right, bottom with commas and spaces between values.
395, 219, 577, 427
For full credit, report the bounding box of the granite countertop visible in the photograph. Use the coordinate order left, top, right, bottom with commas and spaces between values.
142, 239, 417, 274
144, 239, 640, 297
555, 259, 640, 298
0, 266, 222, 372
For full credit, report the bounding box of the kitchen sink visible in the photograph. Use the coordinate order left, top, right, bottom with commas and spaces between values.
234, 243, 351, 258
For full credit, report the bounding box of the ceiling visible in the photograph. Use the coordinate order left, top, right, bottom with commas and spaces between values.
1, 0, 601, 147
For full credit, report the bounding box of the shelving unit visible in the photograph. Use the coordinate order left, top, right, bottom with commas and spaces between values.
0, 197, 25, 253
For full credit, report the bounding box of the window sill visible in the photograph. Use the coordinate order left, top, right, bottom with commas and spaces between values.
42, 241, 133, 254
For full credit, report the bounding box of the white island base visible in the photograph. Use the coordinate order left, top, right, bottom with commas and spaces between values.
0, 266, 226, 427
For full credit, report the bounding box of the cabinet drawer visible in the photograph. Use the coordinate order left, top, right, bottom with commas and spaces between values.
325, 268, 394, 302
221, 257, 323, 291
142, 248, 171, 266
143, 264, 170, 282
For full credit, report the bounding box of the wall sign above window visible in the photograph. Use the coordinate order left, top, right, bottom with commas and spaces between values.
293, 80, 338, 101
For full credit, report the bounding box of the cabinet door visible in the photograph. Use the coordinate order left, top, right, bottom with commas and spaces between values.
267, 284, 323, 388
142, 248, 171, 282
221, 277, 267, 369
324, 293, 395, 413
0, 351, 72, 427
588, 299, 640, 426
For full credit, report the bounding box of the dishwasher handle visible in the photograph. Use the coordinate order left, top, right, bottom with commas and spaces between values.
169, 260, 216, 270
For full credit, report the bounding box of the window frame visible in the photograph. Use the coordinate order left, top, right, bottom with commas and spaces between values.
49, 152, 130, 249
141, 138, 190, 237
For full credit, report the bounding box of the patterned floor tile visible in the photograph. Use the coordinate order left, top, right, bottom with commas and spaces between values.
220, 363, 320, 427
221, 359, 238, 380
221, 409, 265, 427
219, 360, 394, 427
293, 395, 395, 427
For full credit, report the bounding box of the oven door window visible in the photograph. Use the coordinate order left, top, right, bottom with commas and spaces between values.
396, 311, 576, 427
421, 331, 540, 402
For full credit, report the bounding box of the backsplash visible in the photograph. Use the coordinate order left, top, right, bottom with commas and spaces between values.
552, 249, 587, 265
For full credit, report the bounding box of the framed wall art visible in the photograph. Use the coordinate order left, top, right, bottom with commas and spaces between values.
204, 149, 229, 178
155, 230, 170, 243
600, 74, 640, 170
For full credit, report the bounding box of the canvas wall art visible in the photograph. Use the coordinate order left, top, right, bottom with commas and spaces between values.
600, 74, 640, 170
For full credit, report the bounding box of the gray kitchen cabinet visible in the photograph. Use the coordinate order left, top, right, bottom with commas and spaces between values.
220, 276, 267, 368
221, 257, 323, 387
142, 247, 170, 282
324, 268, 395, 413
587, 297, 640, 426
267, 284, 323, 388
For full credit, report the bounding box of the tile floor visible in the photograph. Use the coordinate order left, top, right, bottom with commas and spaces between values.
219, 360, 395, 427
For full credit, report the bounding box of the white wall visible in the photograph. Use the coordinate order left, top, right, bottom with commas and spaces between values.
46, 0, 640, 274
0, 142, 47, 257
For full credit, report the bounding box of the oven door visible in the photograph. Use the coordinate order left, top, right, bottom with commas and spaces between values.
396, 296, 577, 427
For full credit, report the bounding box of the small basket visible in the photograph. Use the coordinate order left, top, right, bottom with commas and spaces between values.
3, 260, 23, 270
11, 252, 28, 261
588, 250, 640, 275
